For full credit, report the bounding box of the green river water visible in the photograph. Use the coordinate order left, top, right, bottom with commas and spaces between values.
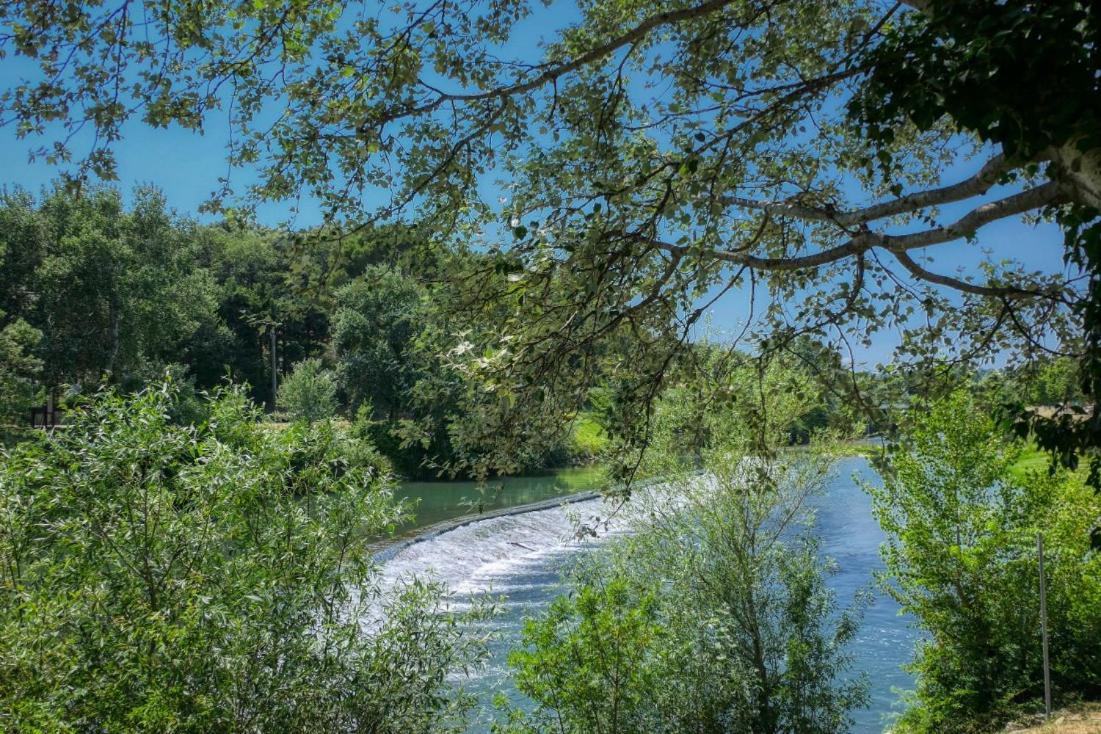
392, 465, 605, 534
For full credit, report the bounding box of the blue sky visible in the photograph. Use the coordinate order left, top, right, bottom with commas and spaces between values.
0, 3, 1072, 368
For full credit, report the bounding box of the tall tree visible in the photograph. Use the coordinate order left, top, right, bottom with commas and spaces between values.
0, 186, 219, 391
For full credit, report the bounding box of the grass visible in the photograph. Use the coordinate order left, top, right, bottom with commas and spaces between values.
1010, 444, 1053, 481
551, 464, 607, 490
1006, 703, 1101, 733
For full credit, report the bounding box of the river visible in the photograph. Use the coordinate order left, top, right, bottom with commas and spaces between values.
381, 456, 919, 733
392, 466, 605, 533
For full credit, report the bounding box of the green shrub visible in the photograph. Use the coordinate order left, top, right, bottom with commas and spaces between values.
0, 315, 41, 426
277, 357, 338, 423
871, 391, 1101, 732
0, 383, 483, 732
499, 365, 867, 734
503, 578, 662, 734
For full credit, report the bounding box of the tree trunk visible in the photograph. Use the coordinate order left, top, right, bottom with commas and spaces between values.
1052, 143, 1101, 210
106, 307, 121, 380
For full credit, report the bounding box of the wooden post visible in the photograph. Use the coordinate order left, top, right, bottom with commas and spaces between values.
1038, 532, 1052, 717
270, 327, 278, 410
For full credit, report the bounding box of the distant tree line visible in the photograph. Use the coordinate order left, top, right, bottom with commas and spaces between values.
0, 184, 577, 476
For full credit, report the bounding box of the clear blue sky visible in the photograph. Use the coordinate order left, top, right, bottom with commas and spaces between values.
0, 4, 1072, 369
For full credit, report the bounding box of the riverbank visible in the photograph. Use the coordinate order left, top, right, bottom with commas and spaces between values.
386, 465, 604, 538
1006, 704, 1101, 733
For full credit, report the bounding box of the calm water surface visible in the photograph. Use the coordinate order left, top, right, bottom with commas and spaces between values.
380, 457, 919, 733
393, 466, 604, 532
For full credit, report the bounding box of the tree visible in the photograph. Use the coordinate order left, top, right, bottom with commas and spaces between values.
868, 391, 1101, 731
501, 361, 868, 733
0, 186, 220, 392
0, 383, 485, 731
0, 314, 40, 426
277, 357, 338, 422
502, 578, 663, 734
332, 266, 426, 420
1, 0, 1095, 470
852, 0, 1101, 489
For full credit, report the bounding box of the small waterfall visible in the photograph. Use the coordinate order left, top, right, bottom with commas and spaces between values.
377, 494, 629, 598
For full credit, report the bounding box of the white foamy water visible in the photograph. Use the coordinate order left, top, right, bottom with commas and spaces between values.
376, 494, 632, 599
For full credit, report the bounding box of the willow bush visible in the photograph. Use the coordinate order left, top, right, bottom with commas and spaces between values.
498, 360, 868, 734
0, 383, 484, 732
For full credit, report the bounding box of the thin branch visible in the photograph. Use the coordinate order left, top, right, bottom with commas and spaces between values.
890, 250, 1052, 301
650, 179, 1063, 274
359, 0, 740, 129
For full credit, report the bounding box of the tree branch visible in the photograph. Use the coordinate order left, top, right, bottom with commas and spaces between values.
890, 249, 1053, 301
639, 180, 1065, 296
361, 0, 740, 129
726, 153, 1020, 226
880, 179, 1062, 249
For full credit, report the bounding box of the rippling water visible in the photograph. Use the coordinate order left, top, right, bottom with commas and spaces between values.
378, 456, 919, 733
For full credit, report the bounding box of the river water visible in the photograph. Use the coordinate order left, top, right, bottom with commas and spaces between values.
393, 466, 604, 533
380, 456, 919, 733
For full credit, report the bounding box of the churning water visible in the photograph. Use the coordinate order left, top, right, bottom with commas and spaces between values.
377, 456, 919, 733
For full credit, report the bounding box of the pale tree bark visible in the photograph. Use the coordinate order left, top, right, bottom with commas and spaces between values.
1052, 143, 1101, 210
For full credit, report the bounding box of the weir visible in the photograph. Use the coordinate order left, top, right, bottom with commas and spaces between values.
376, 491, 626, 598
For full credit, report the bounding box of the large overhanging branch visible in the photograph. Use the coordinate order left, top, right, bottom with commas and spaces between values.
725, 152, 1024, 227
635, 179, 1066, 299
878, 179, 1062, 249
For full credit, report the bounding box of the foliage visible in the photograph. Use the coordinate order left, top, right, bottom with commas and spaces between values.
277, 357, 338, 423
568, 412, 608, 463
500, 363, 868, 733
0, 187, 219, 390
333, 266, 426, 419
0, 383, 484, 732
502, 578, 662, 734
852, 0, 1101, 498
855, 0, 1099, 166
869, 391, 1101, 732
0, 314, 40, 425
1, 0, 1090, 478
0, 186, 584, 475
4, 0, 1098, 484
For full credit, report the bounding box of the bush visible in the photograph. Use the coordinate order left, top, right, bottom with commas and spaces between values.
499, 365, 868, 734
503, 578, 662, 734
0, 315, 41, 426
870, 391, 1101, 732
277, 357, 338, 423
0, 383, 483, 732
567, 412, 608, 463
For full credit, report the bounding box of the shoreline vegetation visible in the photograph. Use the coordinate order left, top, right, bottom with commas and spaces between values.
3, 367, 1099, 733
